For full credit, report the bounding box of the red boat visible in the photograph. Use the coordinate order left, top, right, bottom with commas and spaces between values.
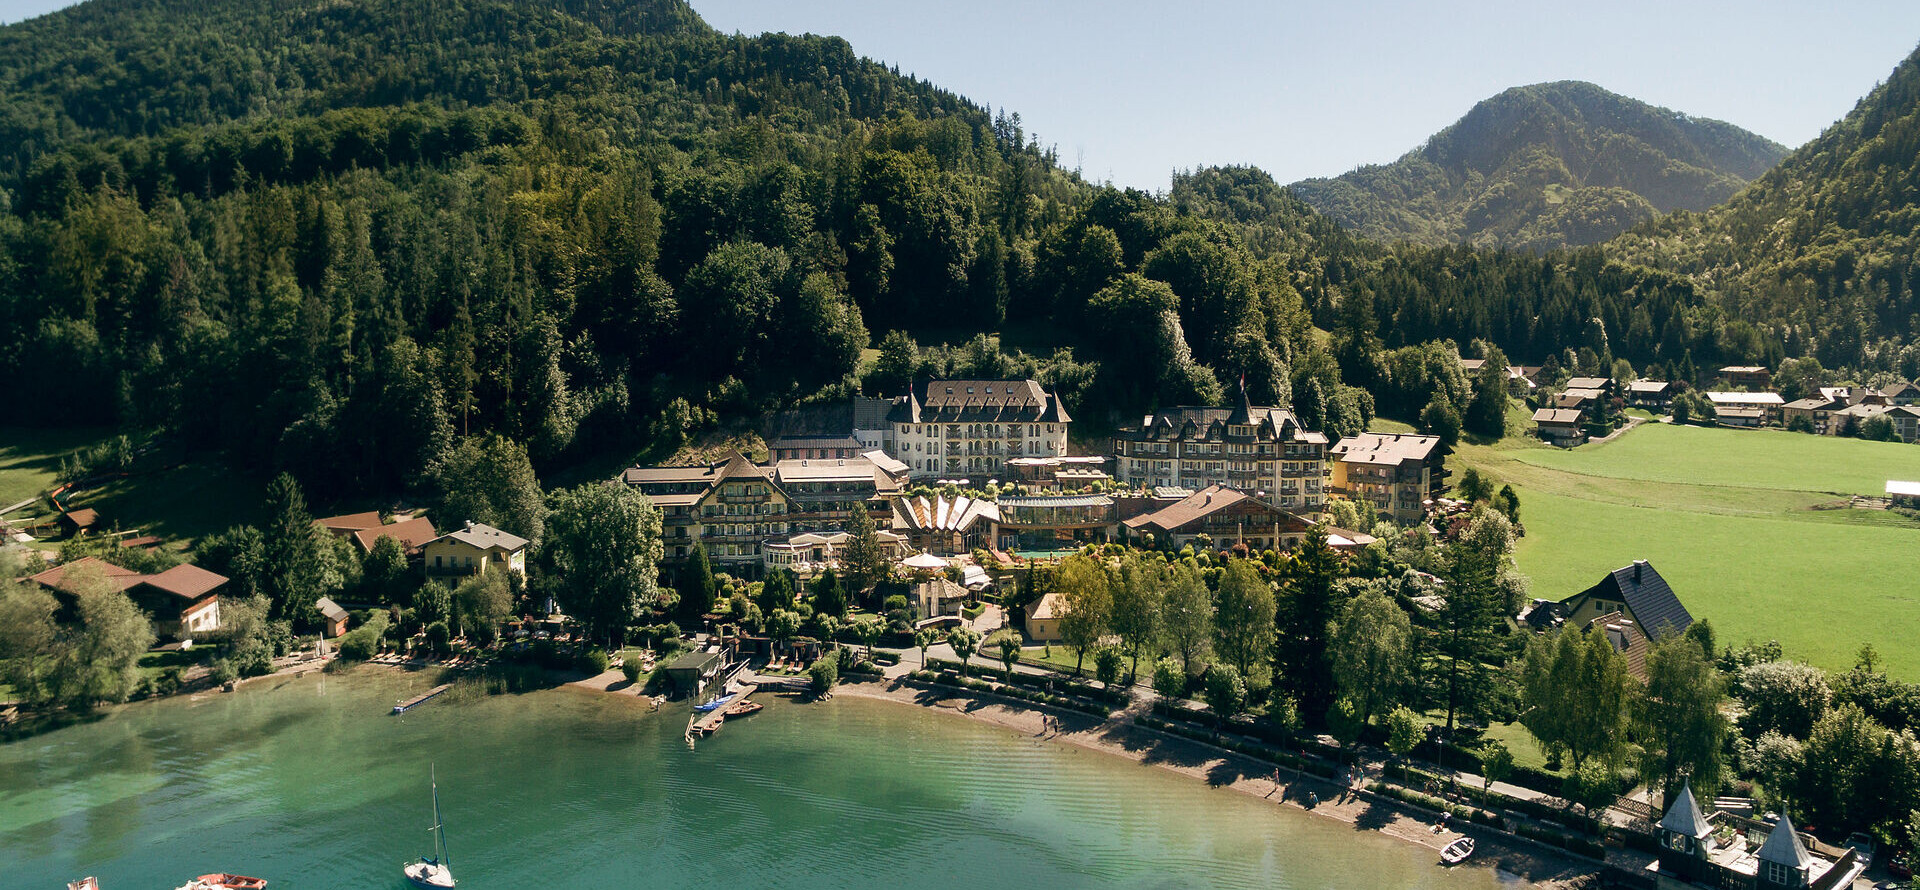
177, 875, 268, 890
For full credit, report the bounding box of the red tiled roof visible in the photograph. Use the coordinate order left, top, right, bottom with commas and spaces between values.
353, 516, 438, 554
28, 556, 142, 593
141, 564, 228, 600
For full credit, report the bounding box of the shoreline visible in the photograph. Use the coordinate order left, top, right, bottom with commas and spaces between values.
831, 677, 1600, 889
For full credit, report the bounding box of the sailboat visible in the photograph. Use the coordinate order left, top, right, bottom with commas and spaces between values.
401, 765, 456, 889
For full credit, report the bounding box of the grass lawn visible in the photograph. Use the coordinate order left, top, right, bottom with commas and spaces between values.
1512, 422, 1920, 496
1456, 421, 1920, 678
0, 427, 263, 547
0, 427, 109, 511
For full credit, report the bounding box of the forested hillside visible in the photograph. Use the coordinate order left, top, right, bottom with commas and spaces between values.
0, 0, 1364, 502
1610, 44, 1920, 373
1290, 82, 1787, 251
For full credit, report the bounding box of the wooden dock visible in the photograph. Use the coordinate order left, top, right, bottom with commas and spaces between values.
391, 683, 453, 714
689, 684, 757, 736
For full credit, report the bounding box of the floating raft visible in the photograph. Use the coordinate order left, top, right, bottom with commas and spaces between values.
391, 684, 453, 714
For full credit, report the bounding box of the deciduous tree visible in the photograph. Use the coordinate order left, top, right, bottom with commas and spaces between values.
542, 483, 663, 647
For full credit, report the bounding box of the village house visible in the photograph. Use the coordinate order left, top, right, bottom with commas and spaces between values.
58, 508, 100, 538
1532, 408, 1588, 447
1327, 432, 1446, 525
1649, 783, 1866, 890
316, 511, 383, 538
1560, 559, 1692, 642
1719, 365, 1773, 390
1025, 591, 1066, 643
29, 556, 226, 640
1120, 484, 1313, 552
423, 521, 528, 577
1891, 406, 1920, 442
1565, 375, 1616, 397
1707, 392, 1784, 427
1460, 358, 1539, 396
353, 516, 438, 556
1111, 384, 1328, 515
1627, 380, 1674, 409
1779, 394, 1849, 434
885, 379, 1071, 480
1555, 387, 1605, 418
1881, 380, 1920, 406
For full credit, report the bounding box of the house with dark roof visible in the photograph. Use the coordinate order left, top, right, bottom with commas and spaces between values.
1560, 560, 1691, 642
886, 379, 1071, 480
1719, 365, 1773, 390
28, 556, 226, 640
58, 508, 100, 537
1532, 408, 1587, 447
316, 596, 350, 638
1628, 380, 1675, 409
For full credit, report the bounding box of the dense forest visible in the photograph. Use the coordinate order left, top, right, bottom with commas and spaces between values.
1611, 44, 1920, 375
2, 0, 1919, 507
1288, 81, 1787, 252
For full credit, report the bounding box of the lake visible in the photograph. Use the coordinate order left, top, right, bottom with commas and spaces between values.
1, 669, 1520, 889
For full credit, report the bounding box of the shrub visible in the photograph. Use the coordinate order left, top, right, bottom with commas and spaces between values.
424, 621, 451, 655
621, 660, 644, 684
1152, 657, 1187, 700
1094, 647, 1123, 686
809, 657, 839, 693
211, 659, 238, 684
576, 647, 610, 674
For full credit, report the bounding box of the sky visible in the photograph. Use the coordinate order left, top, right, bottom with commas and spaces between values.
4, 0, 1920, 191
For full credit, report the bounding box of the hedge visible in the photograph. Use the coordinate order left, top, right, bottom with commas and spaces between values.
925, 658, 1130, 708
1384, 762, 1603, 836
906, 671, 1113, 717
1136, 716, 1341, 779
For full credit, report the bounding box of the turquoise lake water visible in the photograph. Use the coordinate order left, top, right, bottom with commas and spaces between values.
1, 669, 1519, 889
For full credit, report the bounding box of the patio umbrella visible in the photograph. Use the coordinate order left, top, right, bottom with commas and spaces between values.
901, 552, 948, 570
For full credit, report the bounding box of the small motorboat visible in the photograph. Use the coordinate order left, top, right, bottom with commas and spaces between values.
692, 693, 738, 713
723, 700, 763, 718
176, 876, 268, 890
1440, 836, 1475, 865
68, 879, 100, 890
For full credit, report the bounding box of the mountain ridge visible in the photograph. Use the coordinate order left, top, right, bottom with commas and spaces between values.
1288, 81, 1789, 251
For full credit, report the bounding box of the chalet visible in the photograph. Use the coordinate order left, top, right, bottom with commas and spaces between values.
315, 511, 383, 538
1882, 380, 1920, 406
1780, 395, 1848, 434
1120, 484, 1312, 552
1560, 560, 1691, 642
1556, 388, 1605, 416
1627, 380, 1674, 409
1828, 402, 1895, 435
423, 521, 528, 577
891, 493, 1000, 555
316, 596, 350, 638
1719, 365, 1773, 389
1586, 610, 1652, 682
1532, 408, 1587, 447
1648, 783, 1866, 890
1565, 376, 1616, 397
1327, 432, 1446, 525
1707, 392, 1784, 426
353, 516, 438, 556
1460, 359, 1537, 396
1890, 406, 1920, 443
1025, 592, 1066, 643
29, 556, 225, 640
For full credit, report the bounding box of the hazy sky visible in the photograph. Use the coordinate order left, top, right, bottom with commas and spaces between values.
4, 0, 1919, 190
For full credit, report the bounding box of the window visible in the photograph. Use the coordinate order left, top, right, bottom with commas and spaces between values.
1764, 861, 1800, 887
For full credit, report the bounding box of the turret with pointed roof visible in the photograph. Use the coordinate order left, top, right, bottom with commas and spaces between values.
1756, 814, 1812, 888
1659, 781, 1712, 840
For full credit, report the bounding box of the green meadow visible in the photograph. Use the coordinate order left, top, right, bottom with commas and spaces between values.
1458, 420, 1920, 677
